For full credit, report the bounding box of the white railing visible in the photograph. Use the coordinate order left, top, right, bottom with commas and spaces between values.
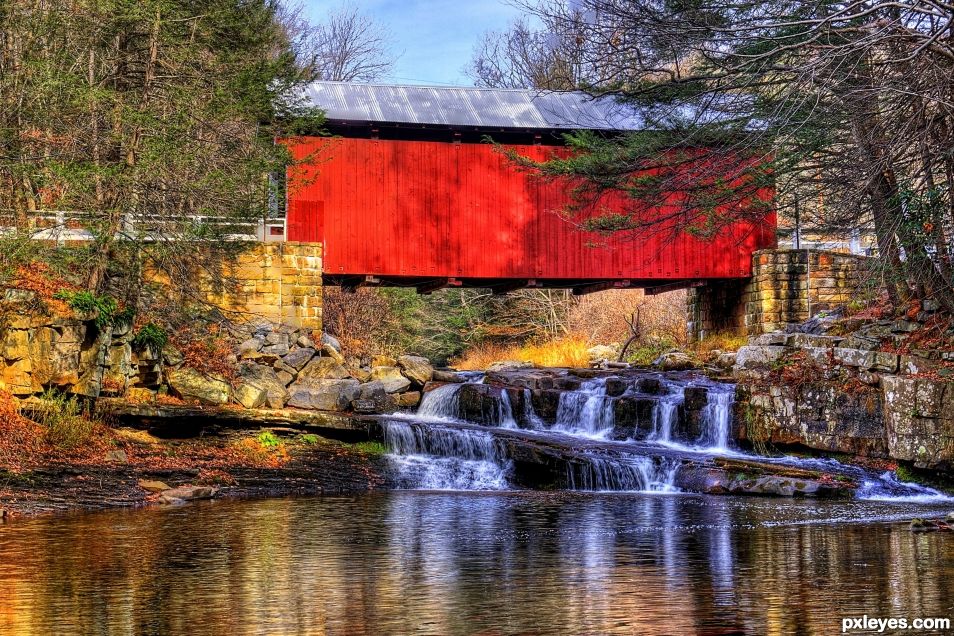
0, 210, 286, 243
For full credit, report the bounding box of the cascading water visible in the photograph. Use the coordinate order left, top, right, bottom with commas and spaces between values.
568, 456, 681, 492
521, 388, 545, 429
383, 420, 511, 490
698, 387, 735, 451
380, 370, 951, 501
554, 379, 615, 437
415, 383, 463, 422
651, 397, 682, 443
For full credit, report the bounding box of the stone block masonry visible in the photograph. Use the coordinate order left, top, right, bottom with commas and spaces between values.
688, 249, 877, 341
150, 243, 324, 331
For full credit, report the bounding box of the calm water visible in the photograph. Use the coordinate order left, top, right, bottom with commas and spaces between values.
1, 493, 952, 635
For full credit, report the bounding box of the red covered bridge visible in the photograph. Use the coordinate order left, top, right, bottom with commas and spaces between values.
284, 82, 776, 295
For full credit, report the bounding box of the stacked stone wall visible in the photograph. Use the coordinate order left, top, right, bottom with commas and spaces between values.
688, 249, 877, 341
146, 242, 323, 331
744, 249, 875, 334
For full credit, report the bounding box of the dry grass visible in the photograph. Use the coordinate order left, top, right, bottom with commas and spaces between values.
453, 335, 593, 370
690, 331, 748, 361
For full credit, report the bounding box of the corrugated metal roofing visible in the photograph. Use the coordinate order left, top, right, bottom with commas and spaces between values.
302, 81, 644, 131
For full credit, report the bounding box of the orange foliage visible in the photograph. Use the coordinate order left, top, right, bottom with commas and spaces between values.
11, 262, 78, 313
175, 323, 237, 381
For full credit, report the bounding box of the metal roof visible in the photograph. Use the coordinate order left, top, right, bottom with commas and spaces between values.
302, 81, 644, 131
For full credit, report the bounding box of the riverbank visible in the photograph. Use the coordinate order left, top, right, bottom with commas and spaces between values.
0, 426, 389, 519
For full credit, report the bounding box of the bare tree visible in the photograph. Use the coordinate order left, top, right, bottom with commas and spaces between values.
467, 17, 584, 89
308, 4, 396, 82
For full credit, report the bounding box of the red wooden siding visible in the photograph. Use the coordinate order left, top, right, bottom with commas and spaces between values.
285, 137, 776, 282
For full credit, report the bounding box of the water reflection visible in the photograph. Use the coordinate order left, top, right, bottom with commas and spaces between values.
0, 493, 951, 635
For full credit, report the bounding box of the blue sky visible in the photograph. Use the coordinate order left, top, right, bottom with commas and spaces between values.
303, 1, 525, 86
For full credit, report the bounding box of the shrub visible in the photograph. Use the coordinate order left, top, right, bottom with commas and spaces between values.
256, 430, 282, 448
28, 390, 96, 450
132, 323, 169, 353
53, 290, 120, 329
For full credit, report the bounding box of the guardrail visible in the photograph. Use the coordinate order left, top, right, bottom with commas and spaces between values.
0, 210, 287, 243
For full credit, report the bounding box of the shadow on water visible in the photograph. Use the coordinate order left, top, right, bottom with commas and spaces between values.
0, 492, 952, 635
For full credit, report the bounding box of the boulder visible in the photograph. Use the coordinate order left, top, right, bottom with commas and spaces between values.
232, 338, 265, 356
321, 332, 342, 353
432, 370, 464, 383
321, 343, 345, 364
234, 382, 267, 409
138, 479, 171, 493
715, 352, 737, 370
282, 347, 316, 371
398, 355, 434, 385
587, 344, 618, 361
487, 360, 533, 373
287, 378, 360, 411
653, 351, 694, 371
236, 363, 289, 409
159, 485, 217, 504
396, 391, 422, 408
349, 366, 372, 382
167, 368, 230, 405
276, 369, 295, 387
296, 335, 316, 349
299, 357, 352, 380
370, 366, 412, 393
351, 380, 397, 414
371, 354, 397, 368
734, 345, 788, 370
604, 378, 629, 397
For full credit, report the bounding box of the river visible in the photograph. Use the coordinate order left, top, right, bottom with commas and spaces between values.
2, 370, 952, 634
0, 493, 952, 635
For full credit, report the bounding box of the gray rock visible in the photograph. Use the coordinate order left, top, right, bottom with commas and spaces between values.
297, 335, 316, 349
321, 332, 342, 352
653, 351, 694, 371
833, 347, 876, 369
236, 363, 289, 409
370, 366, 412, 393
753, 332, 787, 346
287, 379, 360, 411
398, 355, 434, 385
715, 352, 737, 369
321, 343, 345, 364
432, 370, 464, 383
487, 360, 533, 373
734, 345, 788, 370
238, 338, 263, 355
282, 347, 316, 370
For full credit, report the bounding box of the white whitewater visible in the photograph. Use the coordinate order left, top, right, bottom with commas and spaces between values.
698, 387, 735, 451
383, 372, 951, 500
383, 420, 511, 490
553, 379, 615, 438
568, 456, 681, 492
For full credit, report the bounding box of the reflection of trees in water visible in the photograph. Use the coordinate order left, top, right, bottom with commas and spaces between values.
0, 496, 952, 635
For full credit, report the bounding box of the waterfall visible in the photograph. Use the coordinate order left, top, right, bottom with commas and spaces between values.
567, 456, 680, 492
498, 390, 518, 429
383, 421, 511, 490
698, 388, 735, 451
522, 388, 545, 429
416, 383, 463, 422
554, 379, 615, 437
651, 397, 682, 443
